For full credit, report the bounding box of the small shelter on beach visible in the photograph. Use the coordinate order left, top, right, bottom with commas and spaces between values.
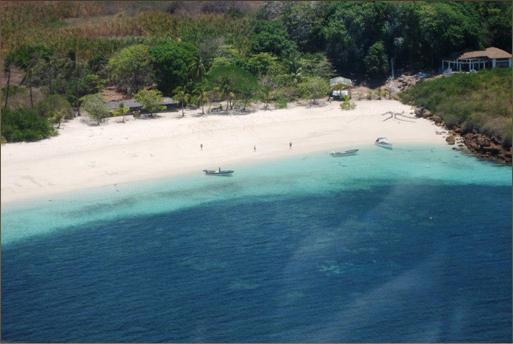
106, 97, 178, 112
442, 47, 512, 73
329, 76, 353, 99
330, 76, 353, 88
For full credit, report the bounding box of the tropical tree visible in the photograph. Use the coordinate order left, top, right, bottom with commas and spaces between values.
37, 94, 72, 128
250, 20, 298, 57
149, 41, 198, 95
193, 84, 209, 115
134, 89, 164, 117
246, 52, 278, 77
112, 102, 130, 123
237, 74, 258, 111
189, 54, 207, 83
173, 86, 190, 117
258, 75, 277, 110
298, 53, 334, 80
298, 77, 330, 105
80, 94, 110, 125
207, 64, 257, 111
7, 44, 52, 108
108, 44, 154, 95
364, 41, 389, 79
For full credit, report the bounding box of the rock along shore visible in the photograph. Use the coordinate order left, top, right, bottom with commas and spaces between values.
414, 106, 512, 164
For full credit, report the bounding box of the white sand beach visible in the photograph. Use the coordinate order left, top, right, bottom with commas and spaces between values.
1, 100, 447, 204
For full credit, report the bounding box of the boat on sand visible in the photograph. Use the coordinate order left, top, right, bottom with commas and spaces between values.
375, 137, 393, 149
330, 149, 359, 157
203, 168, 234, 176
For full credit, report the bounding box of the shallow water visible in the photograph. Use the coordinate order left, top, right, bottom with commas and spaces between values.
2, 145, 511, 342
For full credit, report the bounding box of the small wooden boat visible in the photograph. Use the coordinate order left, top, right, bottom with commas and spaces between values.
375, 137, 393, 149
330, 149, 359, 157
203, 168, 234, 176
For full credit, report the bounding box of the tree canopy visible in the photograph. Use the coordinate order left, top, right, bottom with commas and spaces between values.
1, 1, 511, 142
134, 89, 165, 117
149, 41, 198, 95
108, 44, 154, 95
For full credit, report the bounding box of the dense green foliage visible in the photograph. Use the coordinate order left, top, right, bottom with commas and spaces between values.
207, 64, 257, 110
149, 41, 198, 94
1, 1, 511, 143
266, 1, 512, 78
37, 94, 73, 127
134, 89, 165, 116
1, 107, 55, 142
250, 20, 298, 58
298, 77, 330, 104
108, 44, 153, 95
400, 68, 512, 146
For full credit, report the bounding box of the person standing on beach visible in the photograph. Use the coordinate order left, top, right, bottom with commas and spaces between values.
254, 145, 256, 152
289, 142, 292, 149
200, 143, 203, 151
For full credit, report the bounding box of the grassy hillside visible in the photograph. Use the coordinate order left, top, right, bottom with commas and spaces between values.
400, 68, 512, 147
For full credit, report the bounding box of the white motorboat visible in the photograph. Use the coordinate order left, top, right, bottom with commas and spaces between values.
375, 137, 393, 149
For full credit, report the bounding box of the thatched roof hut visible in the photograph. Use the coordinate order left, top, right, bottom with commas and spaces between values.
458, 47, 512, 60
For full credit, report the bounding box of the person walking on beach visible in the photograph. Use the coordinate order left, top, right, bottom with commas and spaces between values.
254, 145, 256, 152
289, 142, 292, 149
200, 143, 203, 151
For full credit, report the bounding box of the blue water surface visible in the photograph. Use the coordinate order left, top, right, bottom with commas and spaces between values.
2, 145, 511, 342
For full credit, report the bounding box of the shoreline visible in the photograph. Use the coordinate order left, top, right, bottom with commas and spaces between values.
1, 100, 447, 205
3, 142, 451, 209
412, 106, 512, 164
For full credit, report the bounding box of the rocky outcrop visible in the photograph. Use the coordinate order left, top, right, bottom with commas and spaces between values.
445, 135, 456, 145
386, 74, 421, 94
415, 106, 511, 164
462, 132, 511, 164
431, 115, 442, 124
414, 107, 433, 119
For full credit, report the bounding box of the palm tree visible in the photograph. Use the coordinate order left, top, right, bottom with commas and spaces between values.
174, 86, 189, 118
189, 55, 206, 82
194, 85, 209, 115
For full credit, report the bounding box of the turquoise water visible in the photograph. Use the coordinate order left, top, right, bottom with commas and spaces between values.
2, 145, 511, 342
2, 145, 509, 245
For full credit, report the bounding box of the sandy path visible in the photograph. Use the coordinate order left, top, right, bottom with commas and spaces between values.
1, 100, 446, 204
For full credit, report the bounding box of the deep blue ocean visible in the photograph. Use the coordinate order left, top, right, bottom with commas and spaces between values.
2, 146, 511, 342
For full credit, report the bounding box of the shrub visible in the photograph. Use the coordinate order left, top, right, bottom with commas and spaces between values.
340, 95, 356, 110
297, 76, 330, 104
37, 94, 73, 127
134, 89, 165, 117
274, 96, 288, 109
1, 107, 55, 142
80, 94, 110, 125
400, 68, 512, 146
